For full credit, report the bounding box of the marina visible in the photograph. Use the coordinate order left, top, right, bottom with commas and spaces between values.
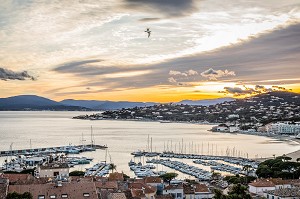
0, 144, 107, 157
128, 151, 258, 180
0, 111, 299, 178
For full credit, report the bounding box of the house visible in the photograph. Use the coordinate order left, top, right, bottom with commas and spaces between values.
144, 177, 163, 187
1, 174, 34, 184
163, 184, 184, 199
36, 163, 69, 178
8, 181, 98, 199
264, 187, 300, 199
129, 182, 157, 199
108, 192, 127, 199
145, 176, 164, 195
228, 125, 239, 133
183, 184, 195, 199
109, 172, 124, 181
0, 177, 9, 199
194, 184, 213, 199
249, 179, 276, 196
215, 124, 229, 132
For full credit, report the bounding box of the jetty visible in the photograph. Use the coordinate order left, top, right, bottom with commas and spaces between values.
0, 144, 107, 157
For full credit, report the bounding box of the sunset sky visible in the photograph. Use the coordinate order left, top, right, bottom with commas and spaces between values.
0, 0, 300, 102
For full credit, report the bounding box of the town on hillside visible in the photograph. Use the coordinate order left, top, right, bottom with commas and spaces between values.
74, 91, 300, 137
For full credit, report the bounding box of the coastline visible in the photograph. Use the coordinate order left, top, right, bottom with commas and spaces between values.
77, 117, 300, 161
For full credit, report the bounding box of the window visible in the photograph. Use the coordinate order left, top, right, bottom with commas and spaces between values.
61, 194, 68, 198
54, 171, 59, 176
38, 196, 45, 199
83, 193, 90, 197
177, 193, 182, 198
50, 196, 56, 199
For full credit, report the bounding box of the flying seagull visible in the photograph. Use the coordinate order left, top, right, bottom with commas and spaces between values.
145, 28, 151, 38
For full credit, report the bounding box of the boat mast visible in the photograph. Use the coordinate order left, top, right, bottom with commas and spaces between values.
91, 126, 94, 148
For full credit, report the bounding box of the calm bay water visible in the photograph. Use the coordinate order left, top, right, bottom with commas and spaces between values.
0, 111, 299, 177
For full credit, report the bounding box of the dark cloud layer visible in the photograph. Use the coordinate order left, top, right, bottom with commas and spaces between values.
220, 85, 289, 96
52, 23, 300, 93
0, 67, 35, 81
123, 0, 198, 17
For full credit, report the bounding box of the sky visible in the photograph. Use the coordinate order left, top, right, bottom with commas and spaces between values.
0, 0, 300, 102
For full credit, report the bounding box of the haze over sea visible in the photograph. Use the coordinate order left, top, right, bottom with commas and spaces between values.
0, 111, 299, 177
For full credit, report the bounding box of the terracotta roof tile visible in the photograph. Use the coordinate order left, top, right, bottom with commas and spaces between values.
8, 181, 98, 199
249, 179, 275, 187
144, 177, 162, 184
95, 181, 118, 189
108, 192, 127, 199
194, 184, 209, 193
131, 189, 145, 198
164, 184, 183, 190
1, 174, 33, 184
109, 173, 124, 181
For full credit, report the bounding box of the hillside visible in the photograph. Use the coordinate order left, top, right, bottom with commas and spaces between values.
177, 98, 234, 106
0, 95, 88, 111
75, 91, 300, 127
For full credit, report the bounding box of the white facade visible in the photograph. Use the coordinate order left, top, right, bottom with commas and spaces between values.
229, 126, 239, 133
248, 185, 275, 196
37, 165, 69, 178
163, 188, 184, 199
266, 122, 300, 134
194, 193, 214, 199
216, 126, 229, 132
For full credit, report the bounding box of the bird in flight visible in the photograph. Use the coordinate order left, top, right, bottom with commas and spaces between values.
145, 28, 151, 38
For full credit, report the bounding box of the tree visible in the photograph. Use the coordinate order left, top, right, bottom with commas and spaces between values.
211, 172, 222, 180
69, 170, 85, 176
242, 165, 252, 176
123, 173, 130, 181
6, 191, 33, 199
227, 184, 251, 199
109, 163, 117, 173
159, 172, 178, 184
213, 189, 227, 199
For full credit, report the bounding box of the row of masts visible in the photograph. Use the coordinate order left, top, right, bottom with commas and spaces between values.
145, 136, 255, 159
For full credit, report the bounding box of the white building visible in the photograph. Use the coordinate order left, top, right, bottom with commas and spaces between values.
194, 184, 214, 199
249, 179, 292, 196
163, 184, 184, 199
266, 122, 300, 135
248, 180, 275, 196
36, 163, 69, 178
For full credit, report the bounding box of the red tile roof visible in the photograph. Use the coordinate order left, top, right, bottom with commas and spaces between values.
131, 189, 145, 198
144, 177, 162, 184
164, 184, 183, 190
109, 173, 124, 181
128, 183, 156, 194
108, 192, 127, 199
0, 183, 8, 199
1, 174, 33, 184
249, 179, 275, 187
8, 181, 98, 199
194, 184, 209, 193
95, 181, 118, 190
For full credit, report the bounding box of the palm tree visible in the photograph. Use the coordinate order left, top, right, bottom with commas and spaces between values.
242, 165, 253, 184
109, 163, 117, 173
242, 165, 252, 176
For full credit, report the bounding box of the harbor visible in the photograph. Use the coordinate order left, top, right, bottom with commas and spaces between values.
0, 144, 107, 157
127, 151, 258, 180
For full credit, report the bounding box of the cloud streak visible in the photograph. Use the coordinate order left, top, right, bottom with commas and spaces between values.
0, 67, 35, 81
220, 85, 290, 96
201, 68, 235, 80
123, 0, 199, 17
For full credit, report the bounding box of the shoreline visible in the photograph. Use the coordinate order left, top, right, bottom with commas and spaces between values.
78, 117, 300, 161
